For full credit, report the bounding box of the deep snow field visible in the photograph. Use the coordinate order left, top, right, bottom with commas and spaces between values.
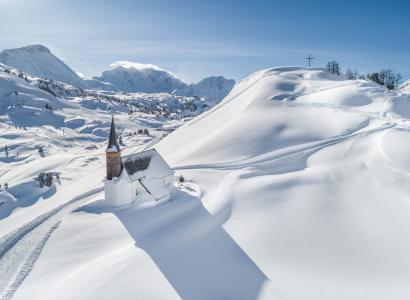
2, 66, 410, 299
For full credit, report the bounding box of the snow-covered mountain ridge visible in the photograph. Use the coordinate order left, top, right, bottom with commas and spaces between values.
91, 60, 235, 101
0, 45, 235, 101
93, 61, 186, 94
0, 62, 222, 122
0, 45, 84, 87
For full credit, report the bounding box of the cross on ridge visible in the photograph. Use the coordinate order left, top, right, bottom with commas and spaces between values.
306, 54, 314, 68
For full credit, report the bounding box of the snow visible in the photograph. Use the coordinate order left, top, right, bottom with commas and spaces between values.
0, 45, 83, 87
76, 72, 85, 79
399, 79, 410, 93
155, 67, 410, 299
122, 149, 173, 181
110, 61, 168, 72
176, 76, 236, 101
157, 68, 376, 166
105, 149, 173, 207
93, 63, 186, 94
0, 44, 235, 103
11, 210, 181, 300
3, 65, 410, 300
92, 61, 235, 100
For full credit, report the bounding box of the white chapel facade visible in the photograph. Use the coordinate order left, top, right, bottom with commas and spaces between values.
104, 117, 174, 206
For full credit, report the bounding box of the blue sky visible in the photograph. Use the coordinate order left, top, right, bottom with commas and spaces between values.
1, 0, 410, 82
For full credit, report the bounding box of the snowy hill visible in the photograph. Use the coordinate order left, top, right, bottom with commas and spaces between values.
158, 67, 384, 164
0, 65, 68, 112
0, 45, 83, 87
155, 67, 410, 299
3, 66, 410, 300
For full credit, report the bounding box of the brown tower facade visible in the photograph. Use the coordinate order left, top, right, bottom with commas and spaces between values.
106, 116, 122, 180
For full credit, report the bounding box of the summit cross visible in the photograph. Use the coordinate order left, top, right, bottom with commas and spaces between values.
306, 54, 314, 68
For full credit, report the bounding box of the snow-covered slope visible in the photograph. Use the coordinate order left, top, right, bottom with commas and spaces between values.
0, 65, 183, 298
158, 67, 382, 164
176, 76, 235, 101
155, 67, 410, 299
4, 66, 410, 300
399, 79, 410, 93
0, 45, 83, 87
0, 66, 68, 113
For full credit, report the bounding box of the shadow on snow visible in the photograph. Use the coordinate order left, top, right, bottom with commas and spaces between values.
81, 187, 268, 300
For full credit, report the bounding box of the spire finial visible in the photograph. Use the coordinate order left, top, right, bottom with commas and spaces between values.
107, 116, 120, 152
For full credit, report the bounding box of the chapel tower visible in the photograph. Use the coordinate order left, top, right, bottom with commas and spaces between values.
106, 116, 122, 180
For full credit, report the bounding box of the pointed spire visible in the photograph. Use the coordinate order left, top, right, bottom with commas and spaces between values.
107, 116, 120, 152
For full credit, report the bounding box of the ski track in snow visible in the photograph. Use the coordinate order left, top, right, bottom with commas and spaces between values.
175, 123, 395, 171
0, 188, 103, 300
0, 137, 149, 299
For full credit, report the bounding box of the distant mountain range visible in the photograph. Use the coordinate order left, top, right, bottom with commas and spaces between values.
0, 45, 235, 101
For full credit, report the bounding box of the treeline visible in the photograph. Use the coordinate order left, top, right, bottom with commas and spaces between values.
325, 61, 402, 90
366, 70, 401, 90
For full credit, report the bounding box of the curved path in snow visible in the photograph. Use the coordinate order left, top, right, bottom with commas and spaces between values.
0, 188, 103, 300
174, 123, 394, 171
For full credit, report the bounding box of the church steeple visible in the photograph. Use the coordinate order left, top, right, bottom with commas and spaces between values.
107, 116, 120, 152
106, 116, 122, 180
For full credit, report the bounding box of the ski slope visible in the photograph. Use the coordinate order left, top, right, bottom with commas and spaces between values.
2, 67, 410, 299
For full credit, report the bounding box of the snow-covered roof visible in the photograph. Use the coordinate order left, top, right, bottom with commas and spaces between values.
122, 148, 173, 181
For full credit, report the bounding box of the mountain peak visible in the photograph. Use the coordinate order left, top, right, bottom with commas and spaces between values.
0, 44, 82, 86
22, 44, 51, 53
2, 44, 51, 54
94, 61, 185, 93
110, 61, 166, 72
